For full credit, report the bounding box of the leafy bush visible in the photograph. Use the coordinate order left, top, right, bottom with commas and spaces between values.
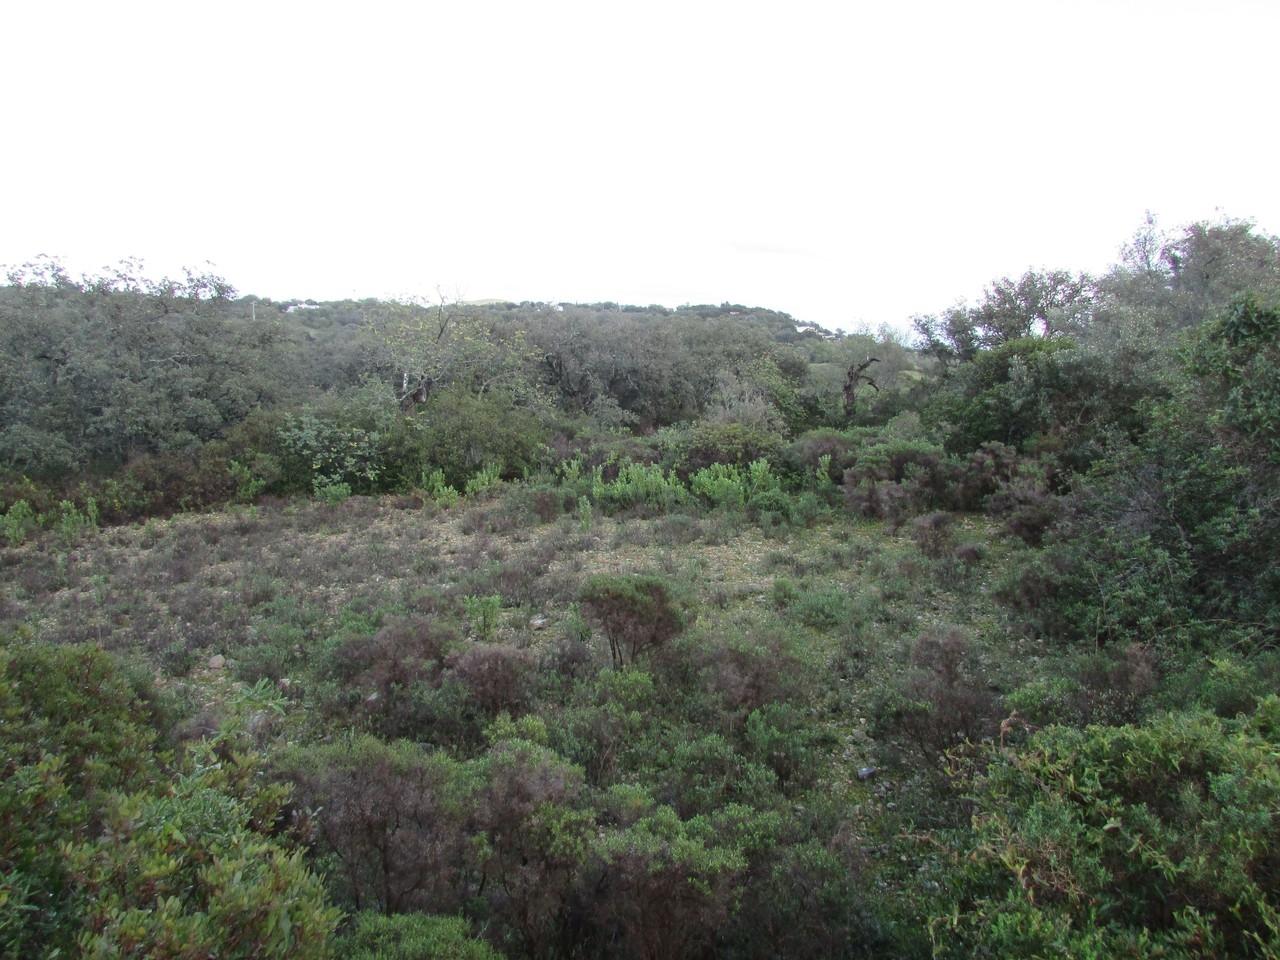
1, 640, 336, 959
274, 736, 477, 915
443, 643, 535, 717
750, 490, 797, 528
279, 413, 383, 493
579, 574, 693, 667
414, 387, 550, 489
910, 511, 956, 558
0, 642, 164, 956
463, 594, 503, 641
876, 629, 998, 767
1, 499, 36, 546
68, 773, 339, 959
587, 805, 747, 960
472, 739, 590, 955
419, 467, 461, 507
742, 703, 825, 789
317, 616, 456, 738
666, 421, 786, 477
337, 912, 501, 960
658, 733, 778, 816
590, 460, 688, 514
936, 702, 1280, 958
791, 585, 850, 630
689, 462, 748, 509
784, 429, 860, 483
464, 462, 504, 498
547, 668, 655, 785
314, 478, 352, 504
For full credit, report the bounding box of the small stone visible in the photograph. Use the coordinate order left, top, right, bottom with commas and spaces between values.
857, 766, 877, 781
208, 654, 226, 670
530, 615, 550, 630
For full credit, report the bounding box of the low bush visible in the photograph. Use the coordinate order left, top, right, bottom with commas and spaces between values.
274, 736, 477, 915
579, 574, 693, 668
666, 421, 786, 477
936, 702, 1280, 958
444, 643, 536, 717
337, 913, 501, 960
876, 629, 999, 767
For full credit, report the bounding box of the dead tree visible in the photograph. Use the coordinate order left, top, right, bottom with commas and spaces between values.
843, 356, 880, 421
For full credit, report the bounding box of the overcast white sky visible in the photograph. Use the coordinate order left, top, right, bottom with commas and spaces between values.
3, 1, 1277, 331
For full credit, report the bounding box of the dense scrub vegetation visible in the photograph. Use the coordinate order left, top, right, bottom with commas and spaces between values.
2, 215, 1279, 957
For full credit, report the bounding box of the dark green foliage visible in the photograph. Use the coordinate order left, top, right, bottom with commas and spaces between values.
337, 912, 502, 960
657, 733, 778, 816
875, 629, 998, 768
791, 585, 851, 630
68, 773, 338, 959
927, 336, 1079, 454
0, 642, 164, 956
473, 739, 591, 956
0, 264, 284, 476
1009, 294, 1280, 647
937, 702, 1280, 958
743, 703, 826, 789
409, 387, 551, 489
579, 574, 693, 667
546, 668, 656, 785
275, 737, 478, 915
667, 421, 786, 477
587, 805, 747, 960
784, 429, 860, 481
726, 839, 888, 959
0, 639, 336, 959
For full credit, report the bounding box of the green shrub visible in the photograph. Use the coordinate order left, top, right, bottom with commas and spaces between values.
53, 498, 97, 545
746, 488, 794, 525
589, 805, 747, 959
273, 736, 477, 915
414, 387, 549, 488
419, 467, 461, 507
463, 462, 503, 498
580, 574, 693, 667
1004, 675, 1085, 727
337, 912, 501, 960
68, 775, 339, 959
0, 642, 164, 957
227, 456, 275, 503
667, 421, 785, 476
660, 733, 778, 816
590, 461, 688, 514
463, 594, 503, 641
770, 577, 800, 609
936, 703, 1280, 958
1, 499, 37, 546
743, 703, 825, 790
314, 478, 352, 504
1, 640, 337, 959
279, 413, 382, 493
792, 586, 849, 630
784, 429, 860, 483
689, 462, 747, 509
159, 639, 198, 678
